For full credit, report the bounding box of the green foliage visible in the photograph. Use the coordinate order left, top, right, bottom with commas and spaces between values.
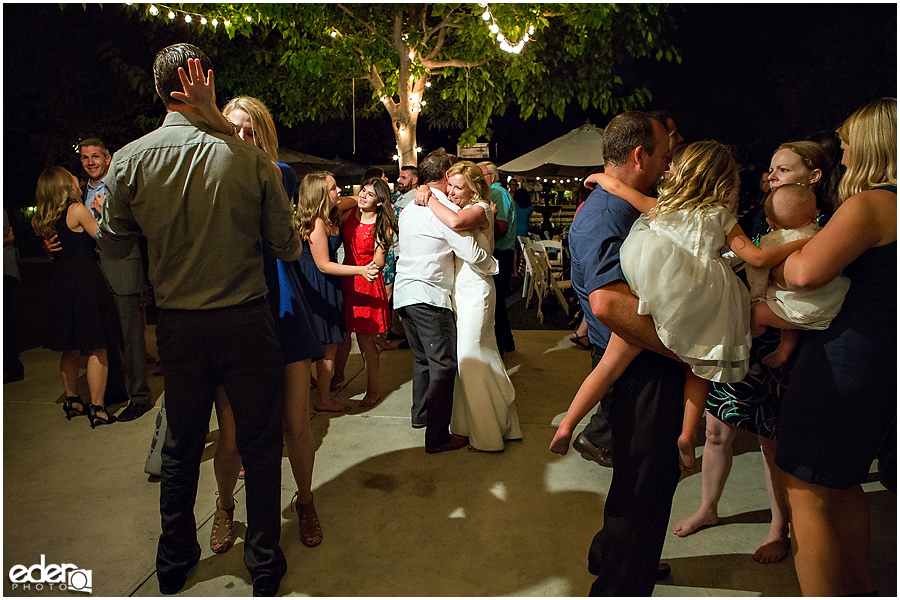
125, 3, 678, 146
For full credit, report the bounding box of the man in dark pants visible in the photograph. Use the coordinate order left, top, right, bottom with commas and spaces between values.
574, 110, 685, 468
79, 138, 153, 420
95, 44, 301, 596
394, 151, 498, 452
479, 161, 516, 354
568, 111, 683, 596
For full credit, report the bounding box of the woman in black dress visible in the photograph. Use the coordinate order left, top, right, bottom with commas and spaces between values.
32, 167, 119, 428
774, 97, 896, 596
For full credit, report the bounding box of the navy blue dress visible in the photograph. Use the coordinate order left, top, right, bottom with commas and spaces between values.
44, 204, 122, 352
776, 186, 897, 489
297, 228, 346, 346
263, 164, 324, 365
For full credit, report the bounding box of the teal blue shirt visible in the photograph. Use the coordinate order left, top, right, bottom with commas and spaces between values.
490, 183, 516, 252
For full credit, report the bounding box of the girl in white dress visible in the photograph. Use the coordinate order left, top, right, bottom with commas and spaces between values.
550, 141, 810, 469
419, 161, 522, 451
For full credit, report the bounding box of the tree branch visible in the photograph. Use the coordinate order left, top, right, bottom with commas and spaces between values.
336, 3, 392, 46
421, 57, 489, 69
422, 4, 460, 46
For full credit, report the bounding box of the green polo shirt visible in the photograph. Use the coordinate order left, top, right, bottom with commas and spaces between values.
95, 111, 300, 310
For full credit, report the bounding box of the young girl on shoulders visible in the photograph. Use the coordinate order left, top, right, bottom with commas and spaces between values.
341, 177, 397, 407
550, 141, 810, 470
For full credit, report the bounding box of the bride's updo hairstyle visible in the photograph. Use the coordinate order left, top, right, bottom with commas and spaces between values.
653, 140, 740, 218
447, 161, 491, 205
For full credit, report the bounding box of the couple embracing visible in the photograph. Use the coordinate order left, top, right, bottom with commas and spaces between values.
395, 151, 522, 453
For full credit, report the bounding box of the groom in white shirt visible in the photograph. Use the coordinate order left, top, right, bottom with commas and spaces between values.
394, 151, 499, 453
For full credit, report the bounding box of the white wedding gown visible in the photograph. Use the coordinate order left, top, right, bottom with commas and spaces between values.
450, 201, 521, 450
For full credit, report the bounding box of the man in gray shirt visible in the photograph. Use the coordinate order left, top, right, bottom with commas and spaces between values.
95, 43, 300, 597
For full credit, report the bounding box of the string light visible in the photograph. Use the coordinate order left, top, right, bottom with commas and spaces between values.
480, 3, 535, 54
133, 3, 247, 29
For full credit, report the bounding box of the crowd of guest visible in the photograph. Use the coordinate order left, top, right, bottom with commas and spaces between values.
11, 40, 895, 597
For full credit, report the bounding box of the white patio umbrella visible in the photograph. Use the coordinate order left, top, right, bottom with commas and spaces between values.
498, 122, 604, 178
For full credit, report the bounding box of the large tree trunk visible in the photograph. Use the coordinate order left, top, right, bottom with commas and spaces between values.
382, 76, 425, 168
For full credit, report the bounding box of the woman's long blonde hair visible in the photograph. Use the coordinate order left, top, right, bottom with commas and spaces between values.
296, 171, 337, 241
32, 167, 80, 239
837, 97, 897, 204
222, 96, 279, 164
447, 161, 491, 206
653, 140, 740, 218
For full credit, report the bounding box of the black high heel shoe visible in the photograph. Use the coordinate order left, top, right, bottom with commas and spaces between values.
63, 396, 86, 420
88, 403, 117, 429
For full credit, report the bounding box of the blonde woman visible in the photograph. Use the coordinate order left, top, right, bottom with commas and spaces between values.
417, 160, 521, 451
32, 167, 119, 427
209, 96, 326, 551
774, 97, 897, 596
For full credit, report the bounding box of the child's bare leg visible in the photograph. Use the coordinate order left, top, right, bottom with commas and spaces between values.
314, 343, 350, 412
751, 302, 802, 368
673, 413, 736, 536
550, 334, 641, 454
763, 329, 799, 368
331, 339, 351, 389
679, 371, 708, 471
356, 334, 381, 407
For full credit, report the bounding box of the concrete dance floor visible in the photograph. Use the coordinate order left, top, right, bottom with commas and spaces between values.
3, 328, 896, 597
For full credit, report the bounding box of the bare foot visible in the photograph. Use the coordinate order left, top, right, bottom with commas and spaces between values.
549, 429, 572, 455
753, 536, 790, 564
359, 394, 381, 408
672, 508, 719, 537
329, 376, 345, 391
314, 399, 351, 413
761, 349, 789, 369
677, 434, 696, 471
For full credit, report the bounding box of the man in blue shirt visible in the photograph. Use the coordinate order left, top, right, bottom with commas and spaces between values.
479, 161, 517, 354
568, 111, 683, 596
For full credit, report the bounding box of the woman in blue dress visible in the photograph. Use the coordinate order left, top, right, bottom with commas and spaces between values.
210, 96, 327, 551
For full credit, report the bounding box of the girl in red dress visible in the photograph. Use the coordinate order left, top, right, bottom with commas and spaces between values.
342, 178, 397, 407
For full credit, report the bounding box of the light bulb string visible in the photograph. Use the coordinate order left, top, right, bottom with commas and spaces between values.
479, 3, 535, 54
132, 3, 251, 26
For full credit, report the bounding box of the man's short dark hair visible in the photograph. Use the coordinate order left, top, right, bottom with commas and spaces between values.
601, 111, 660, 167
401, 165, 419, 178
362, 167, 385, 183
647, 110, 675, 130
78, 138, 109, 156
153, 43, 212, 107
418, 151, 453, 184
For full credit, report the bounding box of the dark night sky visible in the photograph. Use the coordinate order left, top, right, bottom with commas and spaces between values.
4, 3, 897, 220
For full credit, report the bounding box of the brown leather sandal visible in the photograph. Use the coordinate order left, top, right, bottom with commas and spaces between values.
210, 498, 235, 554
293, 492, 322, 547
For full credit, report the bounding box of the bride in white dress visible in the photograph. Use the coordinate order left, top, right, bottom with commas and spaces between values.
421, 161, 521, 451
